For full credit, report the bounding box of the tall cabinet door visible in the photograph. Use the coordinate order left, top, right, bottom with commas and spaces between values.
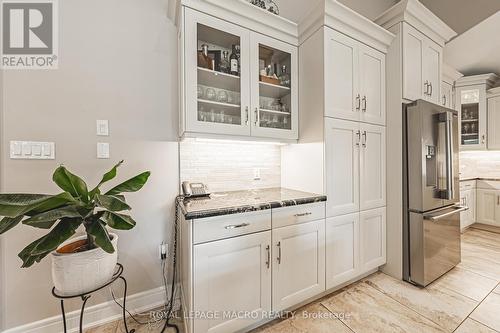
403, 23, 424, 101
250, 32, 298, 140
324, 29, 360, 122
360, 207, 386, 272
359, 45, 386, 125
272, 220, 325, 311
423, 40, 442, 105
193, 232, 271, 333
488, 96, 500, 150
184, 8, 251, 137
326, 214, 359, 289
360, 124, 386, 211
325, 118, 360, 217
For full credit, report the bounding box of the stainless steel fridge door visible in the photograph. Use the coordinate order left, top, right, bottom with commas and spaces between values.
408, 205, 466, 286
406, 100, 459, 212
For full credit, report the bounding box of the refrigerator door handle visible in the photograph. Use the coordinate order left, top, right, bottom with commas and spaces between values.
441, 112, 455, 200
425, 206, 468, 221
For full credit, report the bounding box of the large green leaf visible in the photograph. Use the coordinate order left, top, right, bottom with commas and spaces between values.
26, 192, 76, 216
102, 211, 136, 230
0, 216, 23, 234
23, 206, 82, 229
18, 235, 51, 268
96, 194, 130, 212
105, 171, 151, 196
30, 218, 82, 256
87, 220, 115, 253
89, 161, 124, 198
0, 194, 56, 218
53, 166, 89, 202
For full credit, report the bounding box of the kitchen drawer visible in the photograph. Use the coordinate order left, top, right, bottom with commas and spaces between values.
460, 180, 476, 191
476, 180, 500, 190
193, 210, 271, 244
272, 202, 326, 228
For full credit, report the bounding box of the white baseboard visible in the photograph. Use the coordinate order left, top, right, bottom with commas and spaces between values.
3, 286, 171, 333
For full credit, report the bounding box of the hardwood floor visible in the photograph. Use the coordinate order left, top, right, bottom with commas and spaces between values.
91, 228, 500, 333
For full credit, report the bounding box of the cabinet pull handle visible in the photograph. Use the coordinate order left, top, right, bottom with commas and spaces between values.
429, 83, 433, 96
245, 106, 249, 125
497, 196, 499, 206
442, 95, 446, 106
355, 94, 361, 111
265, 245, 270, 269
362, 131, 367, 148
424, 81, 429, 95
224, 223, 250, 230
482, 134, 486, 144
254, 108, 258, 126
362, 96, 367, 112
277, 241, 281, 264
356, 130, 361, 147
294, 212, 312, 217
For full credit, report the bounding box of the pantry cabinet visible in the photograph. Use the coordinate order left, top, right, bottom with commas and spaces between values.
182, 7, 298, 141
402, 23, 442, 104
325, 118, 386, 217
271, 220, 325, 311
325, 29, 386, 126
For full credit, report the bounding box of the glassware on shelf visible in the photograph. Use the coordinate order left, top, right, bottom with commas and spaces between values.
471, 123, 477, 134
220, 51, 230, 74
230, 45, 239, 76
279, 65, 291, 87
217, 90, 229, 103
463, 123, 470, 134
205, 87, 216, 101
197, 85, 204, 99
209, 109, 216, 122
198, 44, 213, 70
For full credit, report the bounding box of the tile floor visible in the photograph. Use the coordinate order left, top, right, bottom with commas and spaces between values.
91, 227, 500, 333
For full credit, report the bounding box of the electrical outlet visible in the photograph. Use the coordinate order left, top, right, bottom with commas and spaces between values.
159, 243, 168, 260
253, 168, 261, 180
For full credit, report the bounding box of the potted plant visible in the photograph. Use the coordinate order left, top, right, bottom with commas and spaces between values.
0, 161, 150, 295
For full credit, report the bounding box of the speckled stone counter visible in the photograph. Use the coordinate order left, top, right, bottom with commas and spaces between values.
460, 178, 500, 182
180, 187, 327, 220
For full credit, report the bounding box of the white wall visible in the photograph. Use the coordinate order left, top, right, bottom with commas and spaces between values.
1, 0, 179, 329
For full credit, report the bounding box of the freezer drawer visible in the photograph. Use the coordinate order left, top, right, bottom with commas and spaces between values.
408, 205, 466, 286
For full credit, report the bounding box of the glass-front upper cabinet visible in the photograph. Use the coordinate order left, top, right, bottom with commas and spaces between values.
184, 8, 251, 137
250, 34, 298, 140
457, 85, 487, 150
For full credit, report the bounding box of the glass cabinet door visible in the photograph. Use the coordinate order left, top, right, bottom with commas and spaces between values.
184, 8, 251, 136
458, 87, 486, 150
250, 33, 298, 140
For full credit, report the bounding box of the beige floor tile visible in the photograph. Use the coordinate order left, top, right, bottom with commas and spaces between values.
493, 284, 500, 295
471, 292, 500, 331
364, 272, 477, 332
321, 281, 445, 333
86, 321, 118, 333
471, 223, 500, 235
455, 318, 499, 333
429, 266, 498, 301
459, 253, 500, 280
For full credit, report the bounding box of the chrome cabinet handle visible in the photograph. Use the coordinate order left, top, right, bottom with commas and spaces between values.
224, 223, 250, 230
355, 130, 361, 147
362, 131, 367, 148
497, 196, 499, 206
355, 94, 361, 111
254, 108, 258, 126
362, 96, 367, 112
424, 81, 429, 95
277, 241, 281, 264
265, 245, 270, 269
429, 83, 433, 96
245, 106, 249, 125
482, 134, 486, 144
442, 95, 447, 106
294, 212, 312, 217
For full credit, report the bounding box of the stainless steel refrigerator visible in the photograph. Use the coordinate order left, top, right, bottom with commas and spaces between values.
403, 99, 467, 287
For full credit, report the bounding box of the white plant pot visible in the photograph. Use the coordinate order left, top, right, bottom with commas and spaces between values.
51, 233, 118, 295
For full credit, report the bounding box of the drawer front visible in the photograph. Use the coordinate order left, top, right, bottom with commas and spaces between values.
460, 180, 476, 191
272, 202, 326, 228
193, 210, 271, 244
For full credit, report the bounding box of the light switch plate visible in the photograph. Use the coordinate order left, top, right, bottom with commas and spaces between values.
10, 141, 55, 159
97, 142, 110, 159
96, 120, 109, 136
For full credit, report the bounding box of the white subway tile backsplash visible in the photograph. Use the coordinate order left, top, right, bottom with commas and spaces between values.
180, 139, 282, 192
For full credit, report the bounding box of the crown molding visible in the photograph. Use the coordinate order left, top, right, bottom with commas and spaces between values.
299, 0, 394, 53
487, 86, 500, 98
456, 73, 499, 89
442, 63, 463, 84
374, 0, 456, 47
168, 0, 299, 45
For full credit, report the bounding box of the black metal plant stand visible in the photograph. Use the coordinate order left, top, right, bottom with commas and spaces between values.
51, 263, 134, 333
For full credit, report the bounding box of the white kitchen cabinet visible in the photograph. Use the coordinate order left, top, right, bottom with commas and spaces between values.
402, 23, 442, 103
325, 213, 359, 289
441, 81, 453, 108
193, 231, 272, 333
487, 91, 500, 150
181, 6, 298, 141
460, 189, 476, 230
360, 207, 387, 272
325, 118, 386, 217
272, 220, 325, 311
476, 189, 500, 226
325, 29, 385, 126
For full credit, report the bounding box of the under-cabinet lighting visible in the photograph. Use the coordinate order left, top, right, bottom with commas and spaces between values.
193, 138, 288, 146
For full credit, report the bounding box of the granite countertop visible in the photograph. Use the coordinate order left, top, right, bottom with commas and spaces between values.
180, 187, 327, 220
460, 177, 500, 182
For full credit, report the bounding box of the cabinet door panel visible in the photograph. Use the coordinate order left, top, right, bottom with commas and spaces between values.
476, 190, 499, 225
325, 118, 360, 217
441, 82, 452, 108
194, 232, 271, 333
360, 124, 386, 211
272, 220, 325, 311
360, 207, 386, 272
326, 214, 359, 289
403, 24, 424, 101
488, 97, 500, 150
360, 45, 385, 125
324, 29, 359, 121
424, 41, 441, 104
